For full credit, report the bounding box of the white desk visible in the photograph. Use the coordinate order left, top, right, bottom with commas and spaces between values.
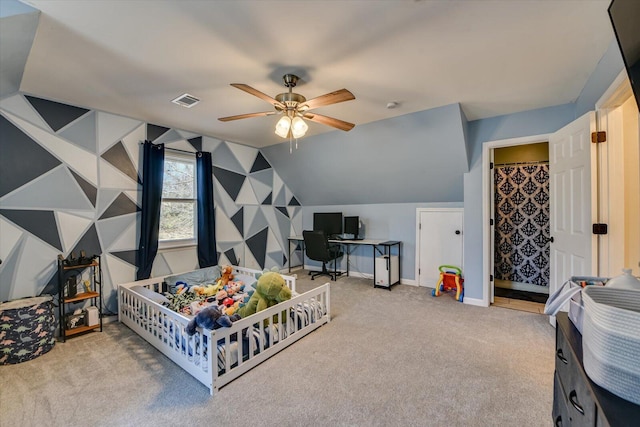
288, 236, 401, 288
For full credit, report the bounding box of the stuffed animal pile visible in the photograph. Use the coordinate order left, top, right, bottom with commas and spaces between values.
163, 266, 250, 317
163, 266, 292, 325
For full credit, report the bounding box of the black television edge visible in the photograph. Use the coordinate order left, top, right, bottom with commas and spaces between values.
313, 212, 343, 238
608, 0, 640, 111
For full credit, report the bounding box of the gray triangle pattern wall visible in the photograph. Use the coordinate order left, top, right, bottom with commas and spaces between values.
0, 94, 302, 311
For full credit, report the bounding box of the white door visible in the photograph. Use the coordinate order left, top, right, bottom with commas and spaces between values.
549, 112, 597, 304
417, 208, 463, 287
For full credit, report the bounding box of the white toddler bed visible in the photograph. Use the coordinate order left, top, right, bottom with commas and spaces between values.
118, 266, 330, 395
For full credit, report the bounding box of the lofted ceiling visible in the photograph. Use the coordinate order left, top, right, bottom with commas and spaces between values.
15, 0, 614, 148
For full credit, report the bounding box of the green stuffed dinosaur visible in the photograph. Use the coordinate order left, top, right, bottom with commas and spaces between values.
237, 271, 292, 319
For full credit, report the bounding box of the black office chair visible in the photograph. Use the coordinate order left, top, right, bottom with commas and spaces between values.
302, 230, 344, 281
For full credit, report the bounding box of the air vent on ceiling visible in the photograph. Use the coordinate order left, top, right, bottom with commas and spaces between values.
171, 93, 200, 108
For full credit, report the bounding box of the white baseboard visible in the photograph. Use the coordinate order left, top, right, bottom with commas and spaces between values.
301, 265, 415, 286
463, 297, 488, 307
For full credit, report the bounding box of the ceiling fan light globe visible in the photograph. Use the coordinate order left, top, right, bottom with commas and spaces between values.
291, 116, 308, 138
275, 116, 292, 138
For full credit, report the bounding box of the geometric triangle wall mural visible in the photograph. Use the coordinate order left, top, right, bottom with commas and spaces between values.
1, 93, 301, 305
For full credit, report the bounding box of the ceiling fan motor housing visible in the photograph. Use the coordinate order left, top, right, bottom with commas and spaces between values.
275, 92, 306, 111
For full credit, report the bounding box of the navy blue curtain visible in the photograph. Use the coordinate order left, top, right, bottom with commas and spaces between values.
136, 141, 164, 280
196, 151, 217, 267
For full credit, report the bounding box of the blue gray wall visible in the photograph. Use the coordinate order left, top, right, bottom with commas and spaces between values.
300, 202, 462, 281
262, 103, 469, 205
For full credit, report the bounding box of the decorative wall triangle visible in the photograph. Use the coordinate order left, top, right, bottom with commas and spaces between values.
99, 193, 139, 220
250, 152, 272, 173
0, 209, 62, 251
25, 95, 89, 132
101, 141, 141, 184
147, 124, 170, 142
0, 114, 61, 198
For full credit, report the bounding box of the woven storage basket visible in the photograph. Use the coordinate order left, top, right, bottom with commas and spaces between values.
582, 286, 640, 405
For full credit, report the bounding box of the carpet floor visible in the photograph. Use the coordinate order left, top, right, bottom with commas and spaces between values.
0, 271, 556, 427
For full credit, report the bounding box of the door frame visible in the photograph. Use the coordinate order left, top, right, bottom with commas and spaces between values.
481, 134, 551, 307
595, 70, 638, 277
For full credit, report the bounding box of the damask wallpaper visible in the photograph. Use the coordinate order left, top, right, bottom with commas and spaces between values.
494, 164, 550, 287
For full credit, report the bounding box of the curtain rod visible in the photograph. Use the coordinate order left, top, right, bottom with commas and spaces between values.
140, 141, 198, 155
494, 160, 549, 166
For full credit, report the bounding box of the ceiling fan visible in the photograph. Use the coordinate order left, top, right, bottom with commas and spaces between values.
218, 74, 355, 139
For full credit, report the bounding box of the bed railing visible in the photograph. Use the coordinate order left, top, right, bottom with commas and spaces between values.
118, 269, 327, 395
213, 283, 330, 390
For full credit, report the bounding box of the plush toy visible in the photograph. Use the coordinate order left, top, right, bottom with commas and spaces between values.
223, 301, 240, 316
175, 281, 189, 294
216, 265, 234, 288
216, 289, 228, 303
185, 306, 239, 335
225, 281, 244, 296
237, 271, 291, 318
192, 283, 220, 297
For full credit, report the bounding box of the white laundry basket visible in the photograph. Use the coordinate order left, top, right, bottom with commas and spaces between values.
582, 286, 640, 405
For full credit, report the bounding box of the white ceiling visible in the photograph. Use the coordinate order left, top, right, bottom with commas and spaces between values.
18, 0, 614, 148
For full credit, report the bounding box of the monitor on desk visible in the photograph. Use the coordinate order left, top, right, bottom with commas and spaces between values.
313, 212, 342, 238
344, 216, 361, 240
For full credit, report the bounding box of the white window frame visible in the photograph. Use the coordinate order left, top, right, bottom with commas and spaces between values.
159, 152, 197, 249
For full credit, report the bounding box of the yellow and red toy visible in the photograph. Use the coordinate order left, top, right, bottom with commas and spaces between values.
431, 265, 464, 302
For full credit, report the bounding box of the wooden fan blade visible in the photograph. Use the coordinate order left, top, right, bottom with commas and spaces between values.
299, 89, 355, 111
304, 112, 355, 131
218, 111, 276, 122
230, 83, 285, 109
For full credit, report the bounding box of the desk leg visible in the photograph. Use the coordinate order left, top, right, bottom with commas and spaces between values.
345, 243, 350, 277
397, 242, 401, 286
372, 245, 376, 286
385, 246, 392, 291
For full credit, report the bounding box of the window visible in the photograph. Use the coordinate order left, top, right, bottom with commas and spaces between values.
159, 154, 196, 246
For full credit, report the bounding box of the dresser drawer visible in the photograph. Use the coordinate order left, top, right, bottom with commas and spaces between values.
555, 323, 597, 426
553, 372, 571, 427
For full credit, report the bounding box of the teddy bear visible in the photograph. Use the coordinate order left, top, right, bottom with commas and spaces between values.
185, 306, 240, 336
236, 271, 292, 318
215, 265, 234, 288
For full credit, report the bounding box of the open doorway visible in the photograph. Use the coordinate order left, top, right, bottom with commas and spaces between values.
481, 73, 640, 313
493, 143, 550, 306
